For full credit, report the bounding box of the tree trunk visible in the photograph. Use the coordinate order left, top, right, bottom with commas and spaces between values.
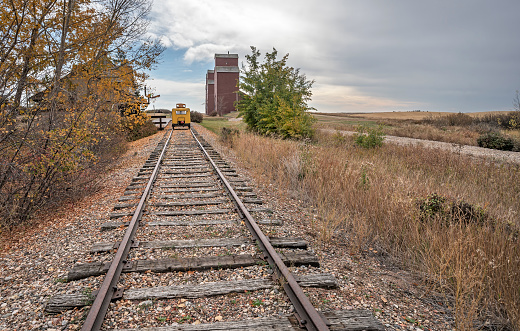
49, 0, 75, 102
13, 27, 38, 109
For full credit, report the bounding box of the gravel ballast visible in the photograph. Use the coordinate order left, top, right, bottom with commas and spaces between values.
1, 127, 458, 330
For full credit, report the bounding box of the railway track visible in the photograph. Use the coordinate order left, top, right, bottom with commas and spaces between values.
45, 127, 384, 330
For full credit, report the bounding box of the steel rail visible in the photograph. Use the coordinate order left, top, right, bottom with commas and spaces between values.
191, 129, 329, 331
81, 130, 173, 331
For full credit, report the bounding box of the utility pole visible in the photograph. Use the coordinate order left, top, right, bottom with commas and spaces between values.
143, 86, 160, 109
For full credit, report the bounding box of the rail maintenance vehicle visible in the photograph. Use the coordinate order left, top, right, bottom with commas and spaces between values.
172, 103, 191, 129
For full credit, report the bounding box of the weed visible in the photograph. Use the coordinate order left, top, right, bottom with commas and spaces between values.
404, 316, 418, 324
477, 110, 520, 130
191, 111, 204, 123
178, 314, 192, 323
359, 166, 370, 190
417, 193, 487, 225
138, 301, 153, 309
425, 112, 474, 127
331, 130, 348, 146
251, 298, 264, 306
81, 287, 92, 296
477, 132, 515, 151
353, 125, 385, 148
161, 245, 176, 250
220, 127, 240, 147
417, 193, 447, 219
77, 310, 90, 323
451, 200, 487, 225
156, 316, 167, 322
81, 288, 94, 305
297, 139, 316, 181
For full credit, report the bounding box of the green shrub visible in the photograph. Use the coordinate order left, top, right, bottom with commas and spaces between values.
353, 125, 385, 148
418, 193, 447, 218
191, 111, 203, 123
236, 47, 316, 140
477, 132, 514, 151
331, 130, 348, 147
451, 200, 487, 225
417, 193, 487, 225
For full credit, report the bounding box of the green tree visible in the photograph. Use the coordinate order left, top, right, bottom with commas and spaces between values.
236, 47, 315, 139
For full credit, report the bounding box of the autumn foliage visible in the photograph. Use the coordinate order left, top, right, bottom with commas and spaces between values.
121, 103, 157, 141
0, 0, 163, 229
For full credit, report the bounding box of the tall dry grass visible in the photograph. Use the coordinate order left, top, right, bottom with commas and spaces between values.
230, 130, 520, 330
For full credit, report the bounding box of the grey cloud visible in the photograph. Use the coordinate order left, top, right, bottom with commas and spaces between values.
149, 0, 520, 112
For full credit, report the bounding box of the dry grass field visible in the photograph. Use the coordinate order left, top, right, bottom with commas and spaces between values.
200, 111, 520, 330
317, 110, 448, 121
223, 130, 519, 330
317, 110, 512, 121
314, 111, 520, 148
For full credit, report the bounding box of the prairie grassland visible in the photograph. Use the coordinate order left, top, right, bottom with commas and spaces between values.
314, 111, 520, 148
318, 110, 510, 121
201, 117, 246, 134
314, 112, 479, 145
229, 130, 520, 330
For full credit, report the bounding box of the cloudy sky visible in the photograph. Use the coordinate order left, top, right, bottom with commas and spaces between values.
144, 0, 520, 113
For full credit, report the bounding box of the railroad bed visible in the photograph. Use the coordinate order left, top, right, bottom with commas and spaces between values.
45, 127, 384, 330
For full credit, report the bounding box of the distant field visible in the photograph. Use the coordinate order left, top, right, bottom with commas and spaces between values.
315, 110, 512, 121
313, 110, 520, 147
200, 110, 519, 148
340, 111, 448, 120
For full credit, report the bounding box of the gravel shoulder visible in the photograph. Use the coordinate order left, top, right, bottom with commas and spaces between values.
0, 131, 167, 330
0, 127, 456, 330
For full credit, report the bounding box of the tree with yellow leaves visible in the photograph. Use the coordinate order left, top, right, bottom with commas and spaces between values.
0, 0, 163, 229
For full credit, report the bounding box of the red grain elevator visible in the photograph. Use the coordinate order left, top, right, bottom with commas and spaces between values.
205, 70, 214, 115
205, 53, 239, 115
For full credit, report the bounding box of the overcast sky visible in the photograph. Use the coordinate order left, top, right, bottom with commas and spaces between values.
144, 0, 520, 113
